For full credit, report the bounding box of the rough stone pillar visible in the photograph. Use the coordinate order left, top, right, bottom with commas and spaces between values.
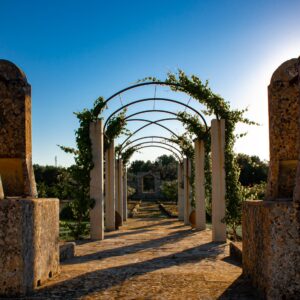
105, 141, 115, 231
243, 57, 300, 298
123, 166, 128, 221
0, 60, 37, 197
0, 60, 59, 297
115, 158, 123, 226
183, 158, 191, 225
211, 119, 226, 242
89, 120, 104, 240
177, 162, 184, 221
194, 139, 206, 230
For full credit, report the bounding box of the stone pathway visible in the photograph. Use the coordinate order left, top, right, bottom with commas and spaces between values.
134, 201, 165, 218
27, 212, 256, 299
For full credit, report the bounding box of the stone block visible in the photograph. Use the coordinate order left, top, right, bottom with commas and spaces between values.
59, 242, 76, 262
242, 200, 300, 298
0, 198, 59, 296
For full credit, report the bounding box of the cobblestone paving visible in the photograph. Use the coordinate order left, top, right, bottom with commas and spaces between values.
27, 207, 256, 299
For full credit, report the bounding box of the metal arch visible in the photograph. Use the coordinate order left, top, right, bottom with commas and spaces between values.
126, 145, 182, 162
124, 109, 178, 121
120, 118, 180, 148
103, 98, 208, 131
122, 141, 183, 157
120, 135, 180, 152
104, 81, 182, 106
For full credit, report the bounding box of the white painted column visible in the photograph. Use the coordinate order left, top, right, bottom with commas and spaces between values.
211, 119, 226, 242
105, 140, 115, 231
177, 162, 184, 221
183, 158, 191, 225
123, 166, 128, 221
194, 139, 206, 230
117, 158, 123, 225
89, 120, 104, 239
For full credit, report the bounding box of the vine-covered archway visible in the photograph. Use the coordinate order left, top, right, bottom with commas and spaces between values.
62, 70, 255, 241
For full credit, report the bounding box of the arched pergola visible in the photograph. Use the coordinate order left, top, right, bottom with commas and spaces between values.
89, 81, 226, 243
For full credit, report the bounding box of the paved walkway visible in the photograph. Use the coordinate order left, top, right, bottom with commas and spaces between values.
29, 208, 255, 299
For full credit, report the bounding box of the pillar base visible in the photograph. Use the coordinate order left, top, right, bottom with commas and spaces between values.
0, 198, 60, 296
242, 200, 300, 298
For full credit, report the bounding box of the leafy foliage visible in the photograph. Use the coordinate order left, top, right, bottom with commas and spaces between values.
141, 70, 257, 235
160, 180, 178, 202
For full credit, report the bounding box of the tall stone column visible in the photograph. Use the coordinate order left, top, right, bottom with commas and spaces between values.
115, 158, 123, 226
211, 119, 226, 242
0, 60, 59, 297
183, 158, 191, 225
105, 141, 115, 231
243, 57, 300, 298
177, 162, 184, 221
194, 139, 206, 230
123, 166, 128, 221
0, 59, 37, 197
89, 120, 104, 240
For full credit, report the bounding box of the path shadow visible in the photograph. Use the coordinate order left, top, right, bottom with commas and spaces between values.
64, 228, 197, 264
104, 228, 152, 239
29, 242, 226, 299
218, 275, 259, 299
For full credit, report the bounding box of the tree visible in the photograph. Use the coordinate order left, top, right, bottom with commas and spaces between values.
236, 154, 268, 186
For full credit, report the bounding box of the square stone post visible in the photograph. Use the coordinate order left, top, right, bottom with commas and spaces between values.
183, 158, 191, 225
194, 139, 206, 230
243, 57, 300, 298
123, 166, 128, 221
211, 119, 226, 242
105, 141, 115, 231
115, 158, 123, 226
0, 60, 59, 297
177, 162, 184, 221
89, 120, 104, 240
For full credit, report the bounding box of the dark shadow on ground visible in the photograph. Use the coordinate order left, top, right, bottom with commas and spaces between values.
104, 228, 152, 239
218, 275, 259, 299
29, 242, 226, 299
64, 228, 198, 264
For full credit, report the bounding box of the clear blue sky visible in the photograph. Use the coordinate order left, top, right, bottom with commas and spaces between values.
1, 0, 299, 166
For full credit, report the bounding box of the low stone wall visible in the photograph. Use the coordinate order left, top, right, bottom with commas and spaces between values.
242, 200, 300, 298
0, 198, 60, 296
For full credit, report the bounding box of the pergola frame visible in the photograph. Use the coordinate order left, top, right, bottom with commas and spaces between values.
89, 81, 226, 243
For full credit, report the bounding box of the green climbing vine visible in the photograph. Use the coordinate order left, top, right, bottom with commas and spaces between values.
141, 71, 257, 238
60, 97, 129, 239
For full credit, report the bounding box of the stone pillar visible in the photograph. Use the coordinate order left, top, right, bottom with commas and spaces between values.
0, 60, 37, 197
177, 162, 184, 221
194, 139, 206, 230
211, 119, 226, 242
0, 60, 59, 297
183, 158, 191, 225
123, 166, 128, 221
243, 57, 300, 298
89, 120, 104, 240
105, 141, 115, 231
115, 158, 123, 226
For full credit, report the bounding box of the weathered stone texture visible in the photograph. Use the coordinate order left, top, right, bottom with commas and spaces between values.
0, 59, 37, 197
243, 200, 300, 298
0, 198, 60, 296
243, 56, 300, 299
266, 58, 300, 200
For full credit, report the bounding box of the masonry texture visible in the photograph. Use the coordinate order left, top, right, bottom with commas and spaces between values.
0, 198, 60, 297
0, 59, 37, 197
243, 57, 300, 298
